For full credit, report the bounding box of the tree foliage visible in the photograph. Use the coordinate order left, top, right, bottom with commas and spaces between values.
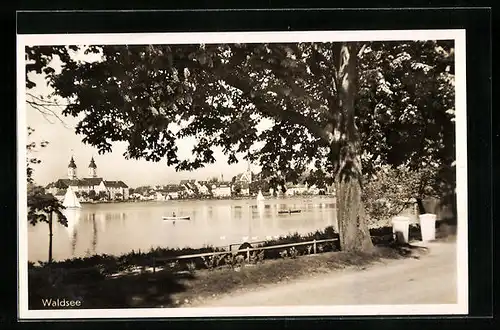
30, 43, 346, 180
356, 40, 455, 196
26, 41, 454, 191
362, 165, 438, 226
25, 40, 456, 251
26, 128, 67, 229
88, 190, 97, 200
249, 179, 270, 194
98, 191, 108, 200
27, 185, 67, 227
26, 127, 48, 184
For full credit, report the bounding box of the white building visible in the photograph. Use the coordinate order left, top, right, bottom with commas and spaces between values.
155, 184, 181, 200
195, 181, 210, 196
285, 183, 308, 196
232, 162, 253, 196
180, 180, 197, 196
212, 182, 232, 198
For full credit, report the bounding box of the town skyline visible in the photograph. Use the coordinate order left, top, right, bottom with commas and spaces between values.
25, 54, 266, 188
27, 106, 260, 188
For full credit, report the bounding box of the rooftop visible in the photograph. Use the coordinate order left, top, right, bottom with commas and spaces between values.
104, 180, 128, 188
46, 177, 128, 189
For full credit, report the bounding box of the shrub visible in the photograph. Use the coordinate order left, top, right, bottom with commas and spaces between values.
249, 250, 265, 264
201, 253, 227, 270
224, 253, 237, 268
224, 253, 245, 269
256, 226, 340, 259
279, 250, 288, 259
362, 165, 438, 226
186, 262, 197, 273
289, 247, 299, 259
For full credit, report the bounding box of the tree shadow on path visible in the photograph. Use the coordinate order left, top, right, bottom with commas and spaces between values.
29, 266, 196, 309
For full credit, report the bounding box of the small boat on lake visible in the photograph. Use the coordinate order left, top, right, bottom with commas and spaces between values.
162, 216, 190, 221
278, 209, 302, 214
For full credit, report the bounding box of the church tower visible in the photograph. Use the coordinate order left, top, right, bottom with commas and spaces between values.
88, 157, 97, 178
68, 156, 77, 180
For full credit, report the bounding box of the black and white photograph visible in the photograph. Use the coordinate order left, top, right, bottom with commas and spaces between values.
17, 29, 468, 319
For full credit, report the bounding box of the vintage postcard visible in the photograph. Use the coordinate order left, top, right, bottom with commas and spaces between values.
17, 29, 468, 319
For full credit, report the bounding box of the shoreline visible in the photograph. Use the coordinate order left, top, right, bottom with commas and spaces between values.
28, 223, 425, 268
29, 216, 451, 266
27, 239, 438, 310
78, 194, 336, 204
28, 225, 341, 268
27, 223, 455, 310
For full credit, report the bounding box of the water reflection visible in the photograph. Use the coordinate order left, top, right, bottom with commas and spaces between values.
61, 208, 81, 256
98, 213, 106, 233
91, 214, 97, 253
63, 208, 80, 237
29, 197, 337, 262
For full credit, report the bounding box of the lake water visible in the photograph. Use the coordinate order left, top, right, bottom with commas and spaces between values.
27, 196, 337, 262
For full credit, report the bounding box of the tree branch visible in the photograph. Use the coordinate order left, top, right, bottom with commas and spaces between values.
26, 93, 72, 128
216, 67, 333, 145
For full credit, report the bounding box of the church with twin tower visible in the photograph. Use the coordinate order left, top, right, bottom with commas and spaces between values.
67, 156, 97, 179
46, 156, 129, 200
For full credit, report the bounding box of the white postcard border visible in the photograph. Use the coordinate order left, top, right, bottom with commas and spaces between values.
17, 29, 468, 319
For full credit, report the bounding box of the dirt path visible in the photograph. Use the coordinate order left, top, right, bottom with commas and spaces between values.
199, 240, 457, 307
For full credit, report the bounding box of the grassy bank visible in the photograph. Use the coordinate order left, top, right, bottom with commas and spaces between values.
29, 245, 227, 275
176, 246, 419, 308
27, 221, 444, 274
29, 226, 340, 274
28, 221, 454, 309
28, 243, 424, 309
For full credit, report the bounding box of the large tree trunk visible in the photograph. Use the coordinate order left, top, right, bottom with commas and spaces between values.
334, 43, 374, 253
336, 171, 373, 252
48, 211, 53, 264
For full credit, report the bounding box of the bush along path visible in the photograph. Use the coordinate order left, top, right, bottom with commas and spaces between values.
28, 223, 450, 309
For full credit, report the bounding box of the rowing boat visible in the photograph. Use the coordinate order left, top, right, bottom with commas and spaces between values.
162, 216, 190, 221
278, 210, 301, 214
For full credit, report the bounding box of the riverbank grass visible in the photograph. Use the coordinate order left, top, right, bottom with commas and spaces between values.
29, 243, 427, 309
176, 246, 413, 307
28, 222, 454, 309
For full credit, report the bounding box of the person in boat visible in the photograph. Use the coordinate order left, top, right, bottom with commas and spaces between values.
172, 212, 176, 225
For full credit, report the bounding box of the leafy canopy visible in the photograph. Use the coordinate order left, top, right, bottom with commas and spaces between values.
27, 185, 67, 227
27, 41, 455, 192
26, 127, 67, 227
356, 41, 455, 189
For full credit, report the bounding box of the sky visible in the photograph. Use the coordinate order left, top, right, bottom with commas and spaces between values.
24, 48, 265, 188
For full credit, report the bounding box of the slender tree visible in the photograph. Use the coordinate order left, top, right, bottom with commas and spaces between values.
27, 185, 67, 263
26, 127, 67, 263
